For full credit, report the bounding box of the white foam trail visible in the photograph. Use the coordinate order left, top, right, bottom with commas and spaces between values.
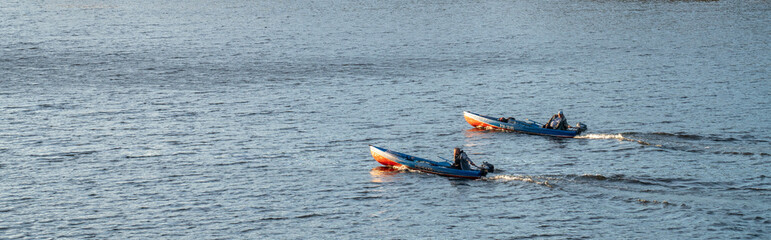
393, 165, 410, 171
487, 175, 553, 187
575, 133, 625, 140
576, 133, 657, 146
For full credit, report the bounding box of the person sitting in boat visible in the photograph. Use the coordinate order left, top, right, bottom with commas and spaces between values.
451, 148, 477, 170
497, 117, 515, 123
543, 111, 571, 130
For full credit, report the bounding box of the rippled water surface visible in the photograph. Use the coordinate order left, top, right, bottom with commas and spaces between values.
1, 0, 769, 239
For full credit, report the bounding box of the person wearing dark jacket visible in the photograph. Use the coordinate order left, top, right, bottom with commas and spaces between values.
498, 117, 515, 123
544, 111, 571, 130
452, 148, 477, 170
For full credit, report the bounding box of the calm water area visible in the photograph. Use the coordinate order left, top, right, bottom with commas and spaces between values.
1, 0, 769, 239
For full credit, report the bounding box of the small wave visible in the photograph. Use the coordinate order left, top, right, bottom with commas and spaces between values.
213, 161, 250, 166
486, 175, 553, 188
260, 154, 291, 159
345, 195, 383, 201
726, 187, 770, 192
53, 4, 116, 9
124, 153, 164, 159
36, 103, 73, 110
578, 174, 608, 181
329, 137, 380, 144
295, 213, 327, 219
436, 132, 454, 137
635, 198, 680, 207
260, 216, 288, 221
566, 174, 692, 187
29, 150, 98, 158
519, 233, 568, 239
650, 132, 702, 140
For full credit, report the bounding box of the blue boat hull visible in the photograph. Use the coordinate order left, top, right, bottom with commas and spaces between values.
369, 146, 487, 179
464, 111, 584, 138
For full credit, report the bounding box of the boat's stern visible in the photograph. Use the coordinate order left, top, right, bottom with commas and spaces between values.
575, 122, 588, 134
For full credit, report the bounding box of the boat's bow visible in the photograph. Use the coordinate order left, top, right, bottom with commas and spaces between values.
370, 145, 402, 166
463, 111, 498, 129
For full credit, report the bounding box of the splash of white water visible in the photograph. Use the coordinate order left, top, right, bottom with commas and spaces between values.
487, 175, 553, 188
575, 133, 625, 140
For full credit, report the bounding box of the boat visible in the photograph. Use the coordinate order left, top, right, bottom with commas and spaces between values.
369, 145, 493, 179
463, 111, 587, 138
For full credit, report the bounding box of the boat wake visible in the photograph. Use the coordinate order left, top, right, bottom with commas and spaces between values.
562, 173, 691, 187
486, 175, 554, 188
574, 133, 624, 140
575, 133, 661, 146
577, 132, 770, 156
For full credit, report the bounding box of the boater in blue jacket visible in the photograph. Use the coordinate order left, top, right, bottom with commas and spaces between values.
543, 111, 571, 130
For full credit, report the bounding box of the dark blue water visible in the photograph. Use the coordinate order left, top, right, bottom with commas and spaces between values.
1, 0, 769, 239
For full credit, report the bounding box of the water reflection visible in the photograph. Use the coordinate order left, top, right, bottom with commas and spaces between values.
369, 166, 400, 183
463, 128, 492, 148
463, 128, 488, 135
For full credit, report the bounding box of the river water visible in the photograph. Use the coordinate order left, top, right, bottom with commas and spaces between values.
1, 0, 769, 239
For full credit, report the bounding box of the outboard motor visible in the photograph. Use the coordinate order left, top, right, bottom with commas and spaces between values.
480, 162, 495, 173
575, 122, 588, 133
